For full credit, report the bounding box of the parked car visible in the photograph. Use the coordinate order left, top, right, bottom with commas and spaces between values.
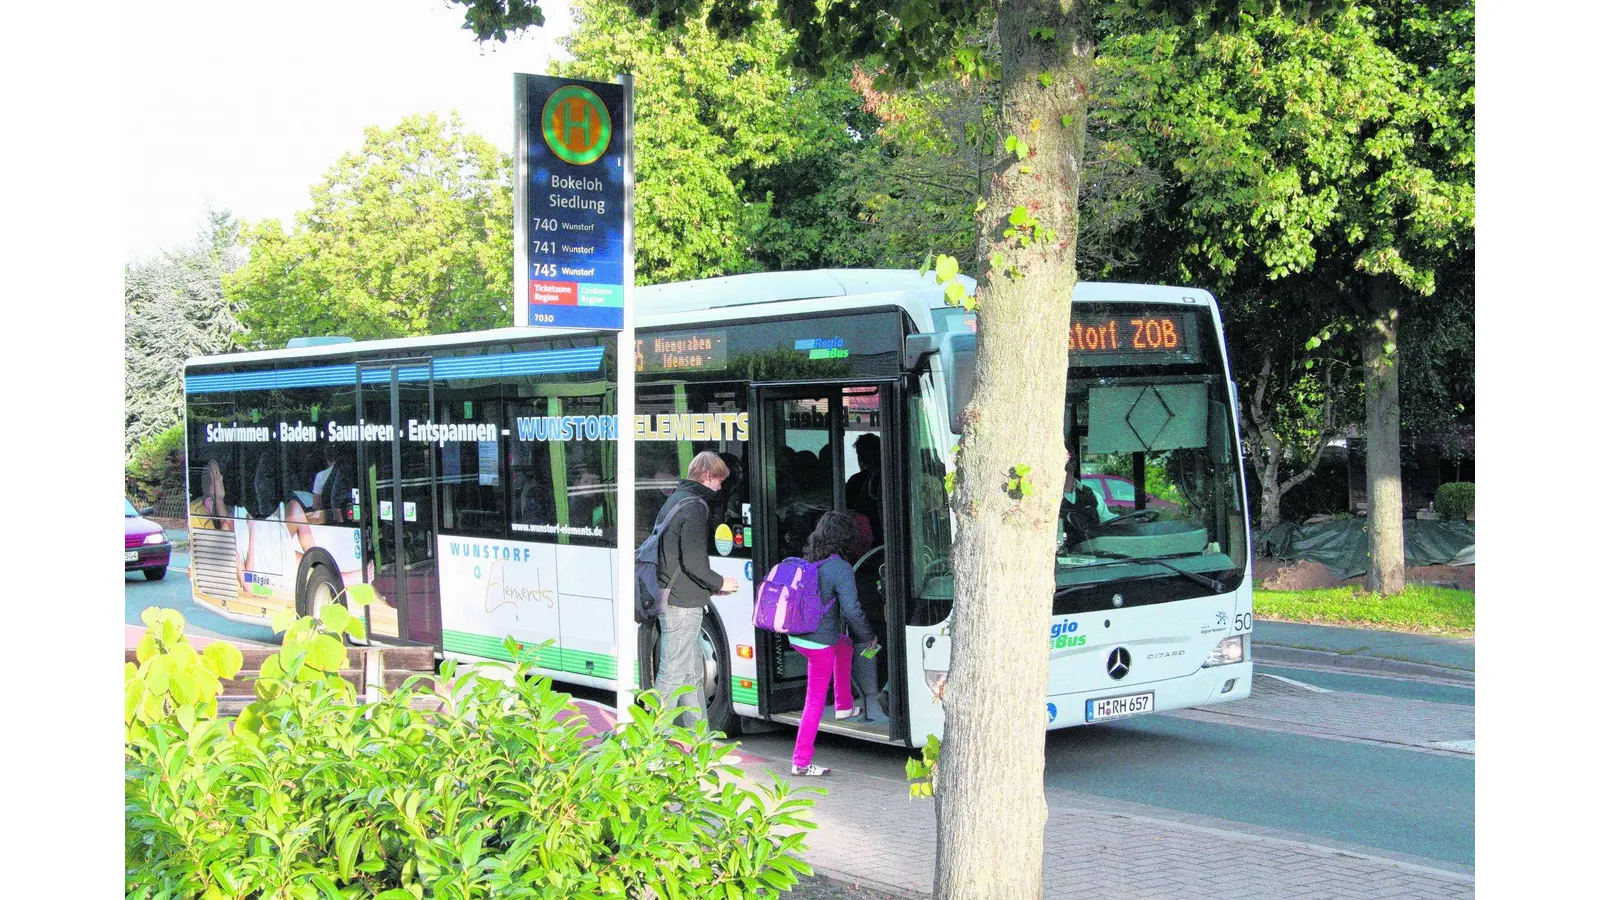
126, 498, 171, 581
1080, 475, 1180, 512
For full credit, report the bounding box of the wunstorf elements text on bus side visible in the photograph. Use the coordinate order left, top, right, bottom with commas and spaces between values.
205, 413, 750, 448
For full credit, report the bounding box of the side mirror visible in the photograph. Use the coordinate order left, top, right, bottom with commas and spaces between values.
140, 506, 155, 516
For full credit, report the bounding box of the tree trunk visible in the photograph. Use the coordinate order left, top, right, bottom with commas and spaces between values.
1362, 278, 1405, 595
934, 4, 1093, 899
1258, 464, 1283, 532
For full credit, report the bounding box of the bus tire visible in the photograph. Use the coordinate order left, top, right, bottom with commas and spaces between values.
699, 612, 739, 738
299, 563, 344, 623
637, 618, 660, 694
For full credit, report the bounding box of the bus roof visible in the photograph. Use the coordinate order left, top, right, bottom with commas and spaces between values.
185, 269, 1215, 368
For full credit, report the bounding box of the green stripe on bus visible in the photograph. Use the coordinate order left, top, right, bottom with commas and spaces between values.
441, 630, 617, 680
731, 684, 759, 706
559, 648, 617, 680
441, 630, 557, 668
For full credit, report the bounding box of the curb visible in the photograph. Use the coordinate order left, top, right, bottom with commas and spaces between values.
807, 866, 928, 900
1254, 643, 1475, 686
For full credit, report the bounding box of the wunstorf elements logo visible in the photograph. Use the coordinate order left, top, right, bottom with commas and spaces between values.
542, 85, 612, 165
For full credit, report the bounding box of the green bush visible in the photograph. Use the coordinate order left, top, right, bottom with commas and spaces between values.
126, 424, 186, 509
1434, 482, 1474, 521
126, 603, 817, 899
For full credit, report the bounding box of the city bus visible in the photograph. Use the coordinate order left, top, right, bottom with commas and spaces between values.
181, 269, 1253, 746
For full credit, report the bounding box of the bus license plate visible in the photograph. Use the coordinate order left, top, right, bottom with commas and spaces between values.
126, 551, 138, 562
1086, 692, 1154, 722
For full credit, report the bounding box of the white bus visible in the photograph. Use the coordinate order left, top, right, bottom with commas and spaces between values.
182, 269, 1253, 746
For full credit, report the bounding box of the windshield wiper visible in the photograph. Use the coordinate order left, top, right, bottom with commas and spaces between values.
1090, 553, 1228, 593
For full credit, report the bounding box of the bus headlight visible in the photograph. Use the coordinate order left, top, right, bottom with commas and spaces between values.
924, 669, 948, 703
1202, 635, 1247, 667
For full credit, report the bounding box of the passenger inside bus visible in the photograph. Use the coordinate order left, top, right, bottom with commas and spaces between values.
512, 465, 554, 525
845, 433, 883, 548
637, 458, 681, 544
710, 451, 745, 543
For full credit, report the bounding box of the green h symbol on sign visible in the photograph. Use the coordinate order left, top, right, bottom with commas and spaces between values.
542, 85, 612, 166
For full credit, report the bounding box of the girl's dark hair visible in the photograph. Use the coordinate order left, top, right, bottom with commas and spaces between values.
803, 510, 857, 563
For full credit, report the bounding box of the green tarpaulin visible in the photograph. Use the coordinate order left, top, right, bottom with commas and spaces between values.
1255, 519, 1475, 581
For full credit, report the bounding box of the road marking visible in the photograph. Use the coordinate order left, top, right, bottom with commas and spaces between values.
1260, 672, 1331, 693
1426, 739, 1475, 754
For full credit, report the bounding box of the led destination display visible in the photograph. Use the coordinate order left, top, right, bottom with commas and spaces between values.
1068, 313, 1196, 358
635, 330, 728, 374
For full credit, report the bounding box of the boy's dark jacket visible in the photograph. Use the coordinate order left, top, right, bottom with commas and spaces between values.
656, 479, 722, 609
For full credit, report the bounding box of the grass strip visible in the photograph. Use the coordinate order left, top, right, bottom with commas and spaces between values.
1253, 584, 1474, 636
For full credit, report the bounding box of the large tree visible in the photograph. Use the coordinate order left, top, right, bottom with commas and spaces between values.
1092, 0, 1474, 592
453, 2, 1348, 897
125, 207, 245, 457
226, 113, 514, 347
557, 0, 893, 281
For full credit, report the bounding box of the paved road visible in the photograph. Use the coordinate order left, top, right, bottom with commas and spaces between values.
734, 676, 1473, 869
1254, 620, 1475, 679
125, 552, 277, 645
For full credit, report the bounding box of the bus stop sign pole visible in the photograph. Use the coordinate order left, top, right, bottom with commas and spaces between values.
513, 71, 638, 721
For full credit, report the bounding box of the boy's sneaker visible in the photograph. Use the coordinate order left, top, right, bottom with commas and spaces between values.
790, 763, 831, 777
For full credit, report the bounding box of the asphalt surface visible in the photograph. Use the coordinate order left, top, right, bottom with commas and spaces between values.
1255, 664, 1474, 706
1254, 620, 1475, 673
125, 551, 277, 645
733, 696, 1475, 870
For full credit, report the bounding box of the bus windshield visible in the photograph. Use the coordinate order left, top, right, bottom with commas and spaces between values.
1057, 374, 1247, 600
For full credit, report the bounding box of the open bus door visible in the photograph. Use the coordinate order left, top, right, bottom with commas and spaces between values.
749, 381, 907, 742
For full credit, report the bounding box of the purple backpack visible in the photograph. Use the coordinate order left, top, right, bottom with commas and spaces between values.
753, 556, 833, 634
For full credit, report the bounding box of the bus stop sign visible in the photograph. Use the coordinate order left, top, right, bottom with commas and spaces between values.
515, 74, 633, 331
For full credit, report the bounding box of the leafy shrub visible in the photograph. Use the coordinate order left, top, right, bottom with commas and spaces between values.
126, 604, 817, 899
126, 424, 186, 510
1434, 482, 1474, 521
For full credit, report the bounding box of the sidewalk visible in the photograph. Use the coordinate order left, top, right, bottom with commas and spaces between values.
1252, 620, 1474, 684
732, 751, 1473, 899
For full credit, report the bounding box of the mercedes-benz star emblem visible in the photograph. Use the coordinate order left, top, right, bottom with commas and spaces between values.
1107, 647, 1131, 680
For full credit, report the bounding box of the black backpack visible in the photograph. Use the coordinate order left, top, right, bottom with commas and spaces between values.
634, 496, 707, 623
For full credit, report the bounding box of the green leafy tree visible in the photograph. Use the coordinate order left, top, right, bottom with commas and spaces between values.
1093, 0, 1473, 593
227, 113, 514, 348
557, 0, 891, 281
452, 2, 1350, 896
125, 207, 244, 457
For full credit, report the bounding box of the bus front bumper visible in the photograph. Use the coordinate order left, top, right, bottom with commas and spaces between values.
1045, 662, 1252, 729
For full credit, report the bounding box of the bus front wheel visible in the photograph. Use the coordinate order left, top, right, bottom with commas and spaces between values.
299, 564, 344, 624
699, 615, 738, 739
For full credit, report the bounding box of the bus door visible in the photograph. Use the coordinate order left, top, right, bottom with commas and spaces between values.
749, 381, 906, 740
356, 359, 442, 647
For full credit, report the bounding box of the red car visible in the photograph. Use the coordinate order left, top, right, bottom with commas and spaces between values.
1080, 474, 1180, 512
126, 498, 172, 581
